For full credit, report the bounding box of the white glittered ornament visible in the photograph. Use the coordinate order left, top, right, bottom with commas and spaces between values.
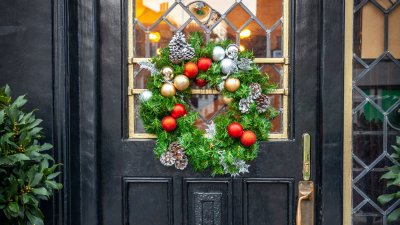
139, 90, 153, 102
220, 58, 238, 75
225, 44, 239, 59
212, 46, 225, 61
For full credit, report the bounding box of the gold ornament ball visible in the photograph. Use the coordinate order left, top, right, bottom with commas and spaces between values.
162, 66, 174, 80
222, 96, 233, 104
224, 78, 241, 92
161, 83, 176, 97
173, 75, 190, 91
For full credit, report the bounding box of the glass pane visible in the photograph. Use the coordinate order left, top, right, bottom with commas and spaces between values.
358, 3, 385, 59
389, 5, 400, 58
189, 94, 226, 130
135, 0, 284, 56
353, 105, 384, 166
269, 95, 282, 133
259, 64, 283, 88
134, 95, 146, 133
134, 64, 151, 89
354, 1, 400, 59
353, 212, 383, 225
354, 159, 398, 210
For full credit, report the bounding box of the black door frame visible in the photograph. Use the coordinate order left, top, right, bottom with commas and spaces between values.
53, 0, 344, 225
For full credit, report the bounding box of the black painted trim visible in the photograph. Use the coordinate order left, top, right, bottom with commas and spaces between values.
318, 1, 344, 225
122, 177, 174, 225
242, 178, 294, 225
52, 0, 70, 224
76, 0, 99, 224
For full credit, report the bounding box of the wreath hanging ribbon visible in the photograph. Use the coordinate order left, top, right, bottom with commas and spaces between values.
139, 32, 278, 176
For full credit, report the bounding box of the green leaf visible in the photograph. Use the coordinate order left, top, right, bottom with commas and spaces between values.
0, 153, 30, 165
381, 171, 397, 180
388, 208, 400, 223
21, 194, 30, 204
12, 95, 27, 108
47, 172, 61, 180
0, 110, 4, 124
31, 173, 44, 187
4, 84, 11, 96
32, 187, 49, 197
45, 180, 63, 190
8, 202, 19, 213
39, 143, 53, 152
378, 193, 395, 205
26, 211, 44, 225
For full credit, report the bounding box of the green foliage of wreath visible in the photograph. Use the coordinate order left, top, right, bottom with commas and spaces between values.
139, 32, 279, 176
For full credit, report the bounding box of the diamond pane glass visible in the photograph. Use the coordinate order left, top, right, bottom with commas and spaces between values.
352, 2, 400, 224
189, 94, 226, 130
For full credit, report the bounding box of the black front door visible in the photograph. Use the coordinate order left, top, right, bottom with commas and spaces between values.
94, 0, 328, 225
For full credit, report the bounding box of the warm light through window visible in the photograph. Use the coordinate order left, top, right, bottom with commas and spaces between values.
149, 32, 161, 42
240, 29, 251, 39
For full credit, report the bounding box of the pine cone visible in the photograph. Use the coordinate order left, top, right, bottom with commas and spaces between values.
168, 142, 185, 160
256, 94, 270, 113
182, 46, 195, 60
168, 32, 195, 64
239, 98, 251, 114
250, 83, 262, 99
175, 155, 188, 170
160, 151, 176, 166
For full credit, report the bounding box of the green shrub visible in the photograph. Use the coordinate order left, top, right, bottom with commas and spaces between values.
379, 136, 400, 223
0, 85, 62, 225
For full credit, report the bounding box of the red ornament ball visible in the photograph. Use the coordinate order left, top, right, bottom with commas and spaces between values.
227, 122, 244, 138
162, 116, 177, 132
197, 58, 212, 71
184, 62, 199, 78
171, 104, 187, 118
195, 78, 207, 87
240, 130, 257, 147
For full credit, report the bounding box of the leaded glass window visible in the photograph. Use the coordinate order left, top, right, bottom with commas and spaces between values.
351, 1, 400, 224
128, 0, 290, 139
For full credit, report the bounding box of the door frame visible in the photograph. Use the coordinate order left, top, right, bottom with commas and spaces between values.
53, 0, 345, 225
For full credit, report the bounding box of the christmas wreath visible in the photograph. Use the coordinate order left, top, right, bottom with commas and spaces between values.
139, 32, 278, 176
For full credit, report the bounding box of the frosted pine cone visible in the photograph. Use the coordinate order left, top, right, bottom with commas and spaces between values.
168, 142, 185, 160
239, 98, 251, 114
175, 155, 188, 170
169, 51, 184, 64
256, 94, 270, 113
182, 46, 195, 60
168, 32, 194, 64
250, 83, 262, 99
160, 151, 176, 166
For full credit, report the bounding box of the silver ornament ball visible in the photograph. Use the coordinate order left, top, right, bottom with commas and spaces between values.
212, 46, 226, 61
139, 90, 153, 102
225, 44, 239, 59
220, 58, 237, 75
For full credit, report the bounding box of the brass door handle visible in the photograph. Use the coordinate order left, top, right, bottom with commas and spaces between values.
297, 134, 314, 225
296, 181, 314, 225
